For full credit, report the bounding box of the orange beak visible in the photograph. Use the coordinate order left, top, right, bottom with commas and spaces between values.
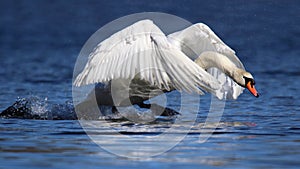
246, 81, 259, 97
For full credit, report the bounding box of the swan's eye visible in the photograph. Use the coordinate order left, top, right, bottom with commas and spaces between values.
243, 76, 255, 87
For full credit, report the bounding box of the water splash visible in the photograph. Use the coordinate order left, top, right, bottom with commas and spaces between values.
0, 96, 178, 121
0, 96, 77, 120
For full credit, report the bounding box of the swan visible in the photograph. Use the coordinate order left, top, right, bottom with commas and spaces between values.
73, 19, 258, 113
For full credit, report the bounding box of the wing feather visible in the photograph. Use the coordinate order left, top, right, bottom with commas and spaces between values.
73, 20, 220, 95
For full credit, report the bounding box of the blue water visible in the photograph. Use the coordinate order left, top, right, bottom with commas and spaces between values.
1, 0, 300, 168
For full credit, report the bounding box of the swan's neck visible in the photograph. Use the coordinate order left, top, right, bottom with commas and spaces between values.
195, 51, 244, 80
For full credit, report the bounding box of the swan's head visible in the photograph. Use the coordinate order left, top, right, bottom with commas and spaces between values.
234, 70, 259, 97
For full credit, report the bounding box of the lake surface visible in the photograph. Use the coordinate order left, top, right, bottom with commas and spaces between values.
0, 0, 300, 168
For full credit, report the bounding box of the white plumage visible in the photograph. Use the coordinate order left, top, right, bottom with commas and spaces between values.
74, 19, 252, 104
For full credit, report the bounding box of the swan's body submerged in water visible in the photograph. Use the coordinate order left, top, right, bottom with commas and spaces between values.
74, 20, 258, 115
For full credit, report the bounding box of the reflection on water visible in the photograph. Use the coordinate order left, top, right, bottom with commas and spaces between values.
1, 117, 300, 168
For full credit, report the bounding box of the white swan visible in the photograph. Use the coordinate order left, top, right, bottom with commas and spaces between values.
74, 20, 258, 109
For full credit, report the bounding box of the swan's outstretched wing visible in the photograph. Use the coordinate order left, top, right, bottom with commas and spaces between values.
73, 20, 220, 95
168, 23, 245, 99
167, 23, 244, 69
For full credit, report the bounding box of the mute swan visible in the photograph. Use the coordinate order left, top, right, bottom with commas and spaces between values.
74, 19, 258, 112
